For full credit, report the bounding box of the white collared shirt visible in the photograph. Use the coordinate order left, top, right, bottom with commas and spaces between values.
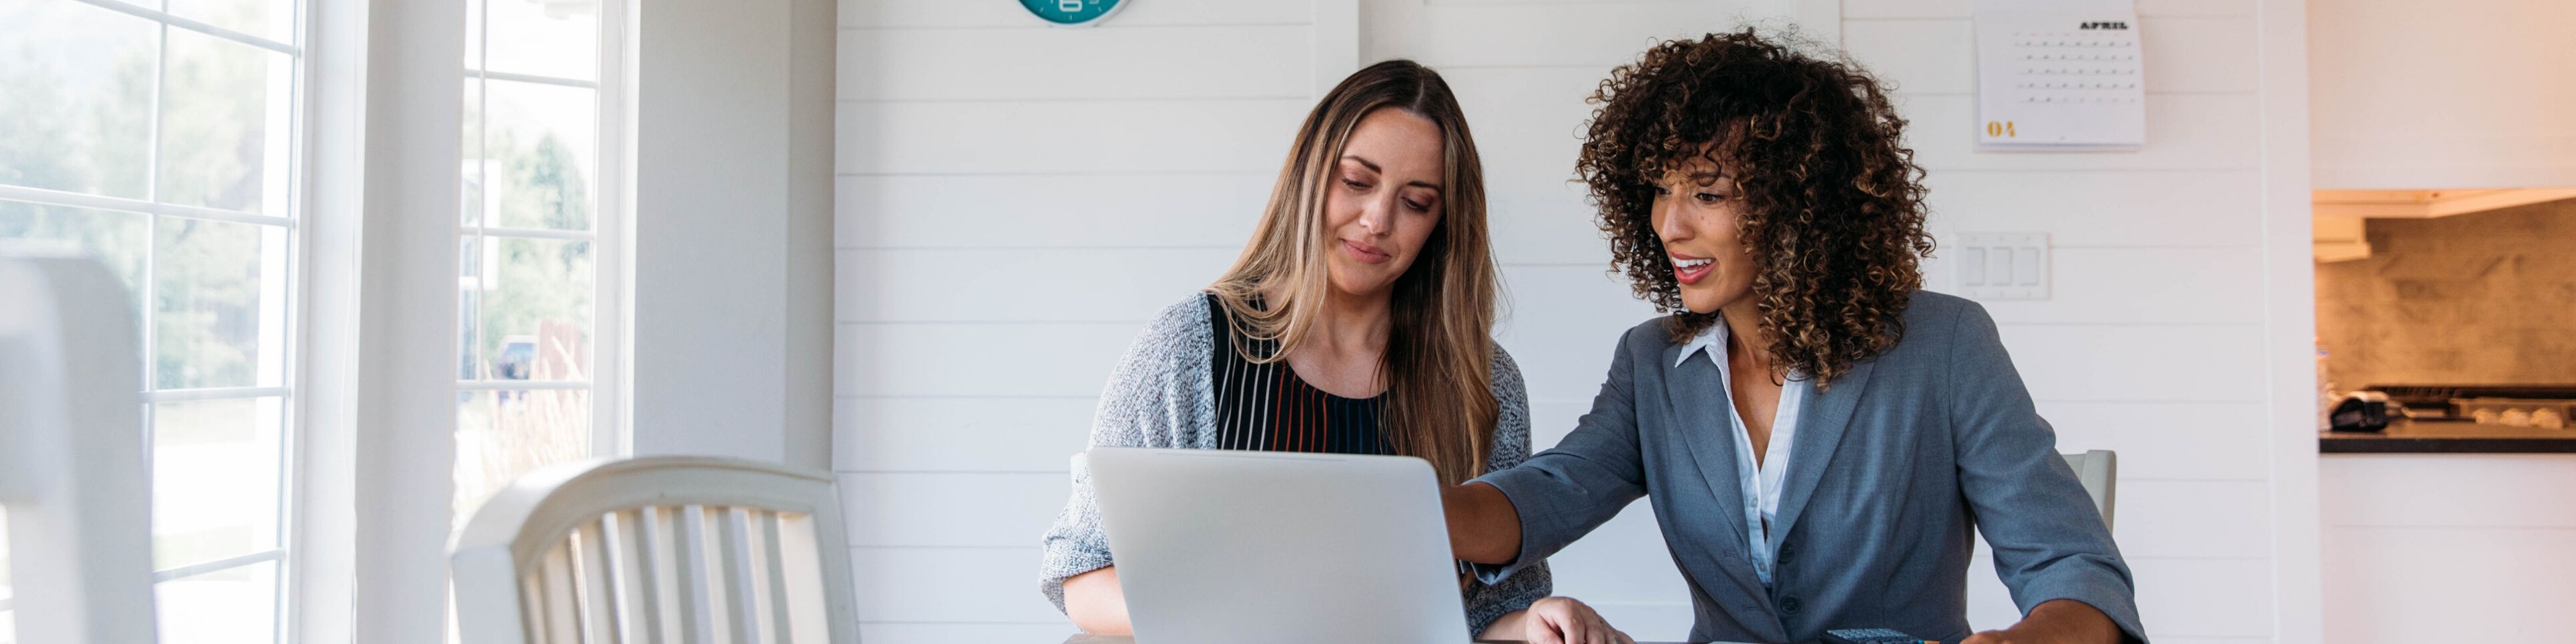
1676, 319, 1809, 587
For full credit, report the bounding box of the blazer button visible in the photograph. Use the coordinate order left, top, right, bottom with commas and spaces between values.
1780, 596, 1801, 614
1778, 543, 1796, 563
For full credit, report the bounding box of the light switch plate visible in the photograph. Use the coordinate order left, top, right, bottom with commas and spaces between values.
1953, 232, 2050, 300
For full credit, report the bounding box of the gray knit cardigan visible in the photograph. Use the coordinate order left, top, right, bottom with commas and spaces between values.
1037, 293, 1552, 635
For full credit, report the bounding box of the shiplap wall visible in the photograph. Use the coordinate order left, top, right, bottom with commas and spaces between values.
832, 2, 1319, 642
835, 1, 2295, 642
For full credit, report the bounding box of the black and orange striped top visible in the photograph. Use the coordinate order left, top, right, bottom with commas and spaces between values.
1203, 293, 1392, 455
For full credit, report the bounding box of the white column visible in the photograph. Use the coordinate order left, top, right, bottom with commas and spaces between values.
629, 0, 837, 469
353, 0, 465, 639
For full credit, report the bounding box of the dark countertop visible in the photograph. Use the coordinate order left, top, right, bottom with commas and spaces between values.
2320, 419, 2576, 453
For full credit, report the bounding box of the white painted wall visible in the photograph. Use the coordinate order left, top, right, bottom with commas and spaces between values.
831, 1, 2320, 643
2310, 0, 2576, 189
630, 0, 837, 470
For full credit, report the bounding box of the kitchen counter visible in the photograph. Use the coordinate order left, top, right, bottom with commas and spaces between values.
2319, 418, 2576, 453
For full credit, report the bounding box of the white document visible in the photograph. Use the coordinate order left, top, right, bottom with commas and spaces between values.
1972, 0, 2145, 151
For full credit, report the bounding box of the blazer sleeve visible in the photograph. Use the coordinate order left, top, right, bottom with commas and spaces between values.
1945, 301, 2151, 643
1461, 346, 1553, 636
1466, 327, 1652, 584
1036, 297, 1204, 613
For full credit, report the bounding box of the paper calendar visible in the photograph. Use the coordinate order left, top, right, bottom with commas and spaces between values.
1972, 0, 2146, 151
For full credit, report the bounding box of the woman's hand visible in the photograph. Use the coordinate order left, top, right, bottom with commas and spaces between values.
1960, 598, 2121, 644
1497, 596, 1632, 644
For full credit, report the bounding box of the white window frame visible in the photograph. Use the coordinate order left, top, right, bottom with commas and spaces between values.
454, 0, 632, 461
332, 0, 635, 641
0, 0, 311, 638
0, 0, 633, 639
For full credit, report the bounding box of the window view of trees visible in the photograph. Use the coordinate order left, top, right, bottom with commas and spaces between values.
2, 0, 612, 641
451, 0, 607, 533
1, 1, 296, 641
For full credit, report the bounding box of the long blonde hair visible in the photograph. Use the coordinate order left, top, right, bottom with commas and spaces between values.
1205, 60, 1499, 486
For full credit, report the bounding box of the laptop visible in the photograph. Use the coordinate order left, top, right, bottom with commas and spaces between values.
1085, 447, 1474, 643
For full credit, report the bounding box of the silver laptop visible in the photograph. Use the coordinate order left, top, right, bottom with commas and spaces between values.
1085, 447, 1473, 643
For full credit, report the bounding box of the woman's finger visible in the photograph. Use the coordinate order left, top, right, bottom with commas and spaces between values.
1557, 610, 1590, 644
1528, 614, 1566, 644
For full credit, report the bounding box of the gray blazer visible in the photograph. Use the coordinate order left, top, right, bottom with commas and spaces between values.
1472, 291, 2146, 644
1039, 293, 1551, 635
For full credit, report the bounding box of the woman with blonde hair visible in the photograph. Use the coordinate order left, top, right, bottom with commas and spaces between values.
1038, 60, 1623, 642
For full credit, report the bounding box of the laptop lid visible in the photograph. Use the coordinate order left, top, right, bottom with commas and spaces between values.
1086, 447, 1472, 644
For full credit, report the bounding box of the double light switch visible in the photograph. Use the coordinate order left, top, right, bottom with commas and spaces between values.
1953, 232, 2049, 300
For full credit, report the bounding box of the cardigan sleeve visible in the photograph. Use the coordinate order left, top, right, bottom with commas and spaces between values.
1037, 294, 1211, 612
1460, 345, 1554, 636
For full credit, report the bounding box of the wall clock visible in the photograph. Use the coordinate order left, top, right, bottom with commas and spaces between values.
1020, 0, 1126, 27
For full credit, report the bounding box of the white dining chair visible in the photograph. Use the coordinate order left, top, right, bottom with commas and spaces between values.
450, 455, 863, 644
0, 251, 158, 644
2061, 449, 2118, 529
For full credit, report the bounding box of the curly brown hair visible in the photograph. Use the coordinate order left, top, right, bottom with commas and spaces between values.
1577, 29, 1935, 390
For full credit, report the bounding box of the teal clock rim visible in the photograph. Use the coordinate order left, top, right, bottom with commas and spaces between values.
1020, 0, 1130, 28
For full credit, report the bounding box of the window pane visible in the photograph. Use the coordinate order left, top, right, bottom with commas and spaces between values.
155, 559, 280, 644
0, 202, 150, 316
486, 0, 598, 81
453, 388, 591, 527
155, 217, 288, 390
464, 0, 484, 70
458, 237, 484, 379
153, 396, 284, 571
0, 1, 154, 199
476, 236, 592, 381
166, 0, 299, 44
462, 78, 486, 227
485, 80, 596, 230
159, 28, 294, 217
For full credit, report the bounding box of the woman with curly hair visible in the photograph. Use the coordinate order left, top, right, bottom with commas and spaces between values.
1440, 31, 2149, 644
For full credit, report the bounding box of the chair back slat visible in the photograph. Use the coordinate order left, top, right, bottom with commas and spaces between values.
674, 504, 716, 643
603, 509, 656, 644
516, 569, 547, 644
636, 506, 680, 643
759, 511, 798, 644
718, 506, 764, 644
575, 518, 620, 643
451, 457, 861, 643
539, 539, 583, 643
767, 511, 830, 644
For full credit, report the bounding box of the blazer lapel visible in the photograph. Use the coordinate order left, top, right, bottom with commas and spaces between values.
1767, 358, 1876, 555
1660, 343, 1752, 555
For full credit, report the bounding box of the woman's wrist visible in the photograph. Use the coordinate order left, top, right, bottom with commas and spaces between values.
1478, 609, 1531, 641
1444, 481, 1522, 564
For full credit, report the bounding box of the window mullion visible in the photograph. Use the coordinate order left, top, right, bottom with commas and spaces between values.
140, 11, 169, 494
152, 548, 287, 583
64, 0, 301, 56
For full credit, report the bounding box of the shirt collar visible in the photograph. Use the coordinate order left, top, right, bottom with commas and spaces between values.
1676, 318, 1729, 368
